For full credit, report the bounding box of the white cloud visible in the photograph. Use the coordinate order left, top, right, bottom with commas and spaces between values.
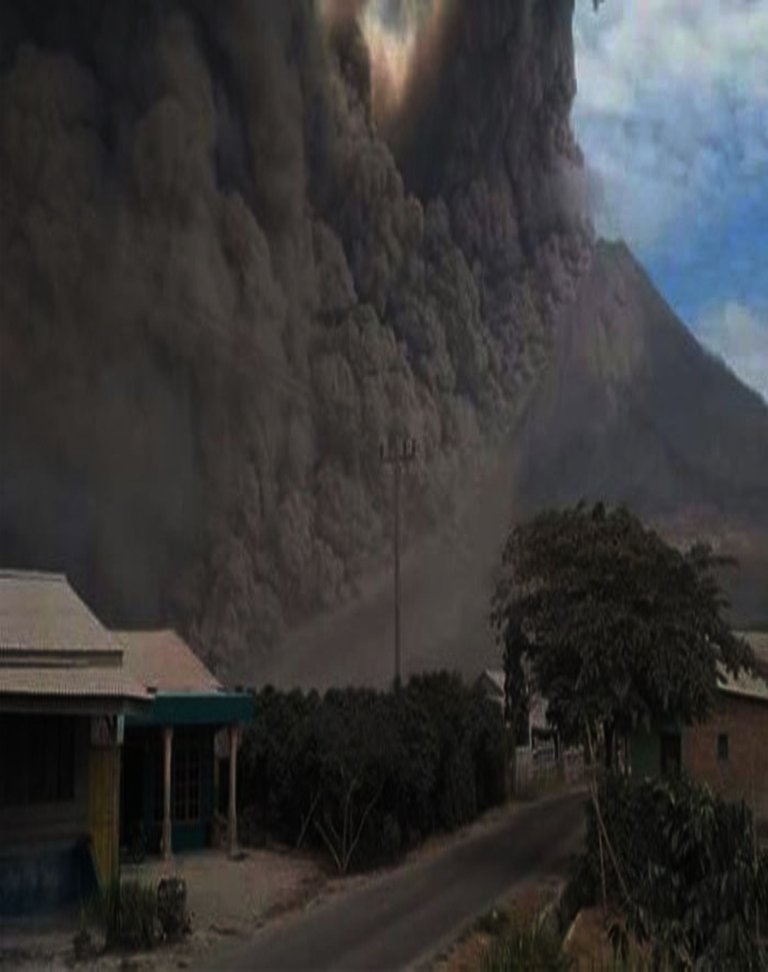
697, 301, 768, 401
573, 0, 768, 253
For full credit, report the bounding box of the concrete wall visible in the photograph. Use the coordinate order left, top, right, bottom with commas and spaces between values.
0, 716, 96, 915
683, 694, 768, 825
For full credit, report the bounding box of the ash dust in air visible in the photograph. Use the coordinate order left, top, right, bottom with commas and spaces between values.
0, 0, 592, 681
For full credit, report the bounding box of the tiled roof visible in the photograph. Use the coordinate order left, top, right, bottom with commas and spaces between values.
115, 630, 221, 694
0, 665, 151, 701
0, 570, 121, 656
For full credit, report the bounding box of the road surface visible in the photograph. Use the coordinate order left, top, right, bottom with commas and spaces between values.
200, 790, 586, 971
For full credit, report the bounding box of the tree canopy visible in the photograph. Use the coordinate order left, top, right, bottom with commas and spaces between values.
490, 503, 753, 759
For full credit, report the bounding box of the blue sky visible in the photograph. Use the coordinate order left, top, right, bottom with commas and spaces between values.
572, 0, 768, 400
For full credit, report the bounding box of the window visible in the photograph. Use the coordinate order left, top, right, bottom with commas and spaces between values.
153, 736, 202, 824
718, 733, 729, 762
660, 732, 681, 779
0, 715, 75, 807
173, 742, 201, 823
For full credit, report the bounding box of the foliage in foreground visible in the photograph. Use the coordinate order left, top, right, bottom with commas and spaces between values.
482, 913, 571, 972
239, 673, 507, 872
574, 775, 768, 970
86, 878, 158, 950
491, 503, 753, 768
83, 876, 189, 952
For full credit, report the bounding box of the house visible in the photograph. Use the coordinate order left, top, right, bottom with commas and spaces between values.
0, 570, 151, 916
114, 629, 252, 860
477, 668, 556, 752
0, 570, 253, 918
629, 631, 768, 832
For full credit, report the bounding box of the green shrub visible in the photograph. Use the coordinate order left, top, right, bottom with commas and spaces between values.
156, 876, 190, 940
578, 775, 768, 969
482, 915, 571, 971
239, 674, 506, 873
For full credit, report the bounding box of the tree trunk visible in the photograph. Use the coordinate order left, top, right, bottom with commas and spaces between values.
604, 720, 615, 772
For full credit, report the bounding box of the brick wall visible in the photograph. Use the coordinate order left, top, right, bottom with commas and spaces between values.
684, 693, 768, 824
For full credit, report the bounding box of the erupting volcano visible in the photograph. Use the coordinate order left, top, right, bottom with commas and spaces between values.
1, 0, 765, 683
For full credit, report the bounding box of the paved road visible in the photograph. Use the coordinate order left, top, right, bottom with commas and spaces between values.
202, 790, 586, 971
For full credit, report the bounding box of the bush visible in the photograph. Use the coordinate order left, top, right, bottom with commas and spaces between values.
577, 775, 768, 969
156, 876, 190, 940
239, 673, 506, 873
88, 878, 159, 951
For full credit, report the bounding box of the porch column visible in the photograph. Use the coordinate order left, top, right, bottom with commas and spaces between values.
162, 726, 174, 861
228, 724, 239, 858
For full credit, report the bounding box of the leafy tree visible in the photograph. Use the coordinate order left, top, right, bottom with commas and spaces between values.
491, 503, 753, 768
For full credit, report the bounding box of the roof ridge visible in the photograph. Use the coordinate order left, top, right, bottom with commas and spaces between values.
0, 569, 67, 582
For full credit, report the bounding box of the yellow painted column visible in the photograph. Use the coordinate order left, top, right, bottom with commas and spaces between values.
88, 743, 121, 883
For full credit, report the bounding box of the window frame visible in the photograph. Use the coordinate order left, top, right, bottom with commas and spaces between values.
0, 714, 76, 808
717, 732, 729, 762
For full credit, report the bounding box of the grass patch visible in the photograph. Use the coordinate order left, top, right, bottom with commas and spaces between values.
474, 907, 512, 938
482, 914, 571, 972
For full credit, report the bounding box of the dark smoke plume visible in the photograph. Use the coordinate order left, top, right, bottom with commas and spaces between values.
0, 0, 592, 675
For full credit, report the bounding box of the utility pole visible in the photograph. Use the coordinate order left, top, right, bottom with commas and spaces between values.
380, 436, 417, 689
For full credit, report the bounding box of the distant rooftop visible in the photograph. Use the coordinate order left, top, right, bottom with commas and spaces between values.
479, 668, 550, 731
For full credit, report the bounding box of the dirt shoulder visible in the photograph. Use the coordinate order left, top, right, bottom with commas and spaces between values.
1, 786, 586, 969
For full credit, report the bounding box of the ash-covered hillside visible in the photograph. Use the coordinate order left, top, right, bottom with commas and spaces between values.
514, 240, 768, 626
0, 0, 592, 673
253, 243, 768, 690
516, 241, 768, 523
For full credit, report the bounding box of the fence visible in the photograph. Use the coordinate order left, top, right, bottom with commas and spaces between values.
512, 744, 585, 795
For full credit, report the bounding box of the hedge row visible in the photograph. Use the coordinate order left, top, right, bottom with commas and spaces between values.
239, 672, 507, 872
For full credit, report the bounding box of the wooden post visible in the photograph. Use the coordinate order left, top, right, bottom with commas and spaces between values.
228, 725, 239, 858
394, 454, 401, 687
162, 726, 173, 861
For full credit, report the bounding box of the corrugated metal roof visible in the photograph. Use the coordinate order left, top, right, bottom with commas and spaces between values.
0, 570, 121, 656
115, 630, 221, 694
0, 665, 150, 700
742, 631, 768, 666
717, 661, 768, 704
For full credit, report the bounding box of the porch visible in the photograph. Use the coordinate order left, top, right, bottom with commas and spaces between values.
117, 631, 252, 862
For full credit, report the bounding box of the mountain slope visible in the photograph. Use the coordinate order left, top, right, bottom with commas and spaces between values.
256, 243, 768, 688
514, 239, 768, 623
515, 240, 768, 521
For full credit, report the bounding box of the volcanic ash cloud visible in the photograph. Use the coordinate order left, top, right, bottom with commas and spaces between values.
0, 0, 592, 675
